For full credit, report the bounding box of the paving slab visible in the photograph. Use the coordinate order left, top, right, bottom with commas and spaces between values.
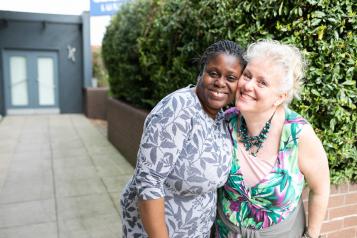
0, 199, 56, 228
0, 114, 134, 237
58, 214, 121, 238
0, 222, 58, 238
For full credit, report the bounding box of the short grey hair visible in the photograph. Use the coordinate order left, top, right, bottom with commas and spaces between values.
244, 39, 306, 106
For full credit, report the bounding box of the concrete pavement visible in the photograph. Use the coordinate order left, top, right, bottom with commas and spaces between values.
0, 114, 134, 238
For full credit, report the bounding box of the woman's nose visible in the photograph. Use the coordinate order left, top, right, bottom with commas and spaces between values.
214, 76, 225, 87
243, 79, 254, 90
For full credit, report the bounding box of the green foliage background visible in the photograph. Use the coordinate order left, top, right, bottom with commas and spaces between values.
92, 47, 109, 87
102, 0, 357, 184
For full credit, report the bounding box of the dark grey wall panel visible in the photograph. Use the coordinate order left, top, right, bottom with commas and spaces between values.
0, 10, 90, 115
82, 12, 92, 88
0, 51, 4, 115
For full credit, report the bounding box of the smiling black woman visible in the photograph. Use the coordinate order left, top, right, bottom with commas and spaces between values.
120, 40, 246, 238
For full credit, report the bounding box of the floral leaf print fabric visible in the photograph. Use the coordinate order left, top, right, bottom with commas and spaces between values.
217, 108, 307, 234
121, 86, 233, 238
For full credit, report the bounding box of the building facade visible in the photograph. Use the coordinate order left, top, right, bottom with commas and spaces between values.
0, 10, 92, 115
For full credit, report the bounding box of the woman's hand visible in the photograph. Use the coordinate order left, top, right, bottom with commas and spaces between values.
138, 197, 169, 238
299, 125, 330, 238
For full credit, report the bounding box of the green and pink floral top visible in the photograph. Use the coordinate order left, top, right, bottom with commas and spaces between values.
217, 107, 307, 230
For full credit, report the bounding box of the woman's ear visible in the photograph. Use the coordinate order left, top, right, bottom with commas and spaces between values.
274, 92, 287, 106
196, 74, 203, 84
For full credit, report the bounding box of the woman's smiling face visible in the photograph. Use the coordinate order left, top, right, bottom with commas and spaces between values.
235, 57, 286, 114
196, 53, 243, 118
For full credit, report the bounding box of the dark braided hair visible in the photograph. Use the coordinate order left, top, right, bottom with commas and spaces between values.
198, 40, 246, 77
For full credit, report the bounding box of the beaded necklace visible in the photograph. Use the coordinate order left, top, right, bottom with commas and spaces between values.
238, 111, 276, 157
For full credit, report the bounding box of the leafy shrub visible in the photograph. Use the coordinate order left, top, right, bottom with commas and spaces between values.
102, 0, 161, 108
102, 0, 357, 184
137, 0, 232, 105
92, 47, 109, 87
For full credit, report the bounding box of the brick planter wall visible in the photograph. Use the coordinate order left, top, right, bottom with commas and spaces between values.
84, 87, 109, 120
107, 98, 357, 236
107, 98, 148, 167
302, 183, 357, 238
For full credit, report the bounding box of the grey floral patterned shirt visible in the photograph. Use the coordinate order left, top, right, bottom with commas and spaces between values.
120, 86, 232, 237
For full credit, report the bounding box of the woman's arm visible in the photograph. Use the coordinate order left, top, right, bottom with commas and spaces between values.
139, 198, 169, 238
134, 93, 192, 236
299, 125, 330, 238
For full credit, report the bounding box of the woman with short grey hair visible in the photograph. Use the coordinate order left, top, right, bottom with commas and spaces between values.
214, 39, 330, 238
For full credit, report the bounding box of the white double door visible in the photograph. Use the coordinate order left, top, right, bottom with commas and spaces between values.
3, 50, 59, 114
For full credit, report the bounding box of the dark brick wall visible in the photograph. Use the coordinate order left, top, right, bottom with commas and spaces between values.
107, 98, 148, 167
84, 88, 108, 120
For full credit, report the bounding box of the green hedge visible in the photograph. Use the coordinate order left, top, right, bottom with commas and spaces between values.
102, 0, 357, 184
92, 48, 109, 87
102, 0, 160, 107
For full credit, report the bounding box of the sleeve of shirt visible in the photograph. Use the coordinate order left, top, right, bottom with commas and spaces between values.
134, 93, 192, 200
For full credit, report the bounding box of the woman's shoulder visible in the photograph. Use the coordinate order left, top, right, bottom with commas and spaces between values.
285, 108, 308, 125
224, 107, 239, 123
282, 108, 311, 144
143, 86, 197, 132
152, 85, 199, 115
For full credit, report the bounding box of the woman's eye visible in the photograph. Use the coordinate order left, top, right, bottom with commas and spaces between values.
227, 76, 237, 82
208, 71, 219, 77
258, 81, 267, 87
243, 74, 251, 80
